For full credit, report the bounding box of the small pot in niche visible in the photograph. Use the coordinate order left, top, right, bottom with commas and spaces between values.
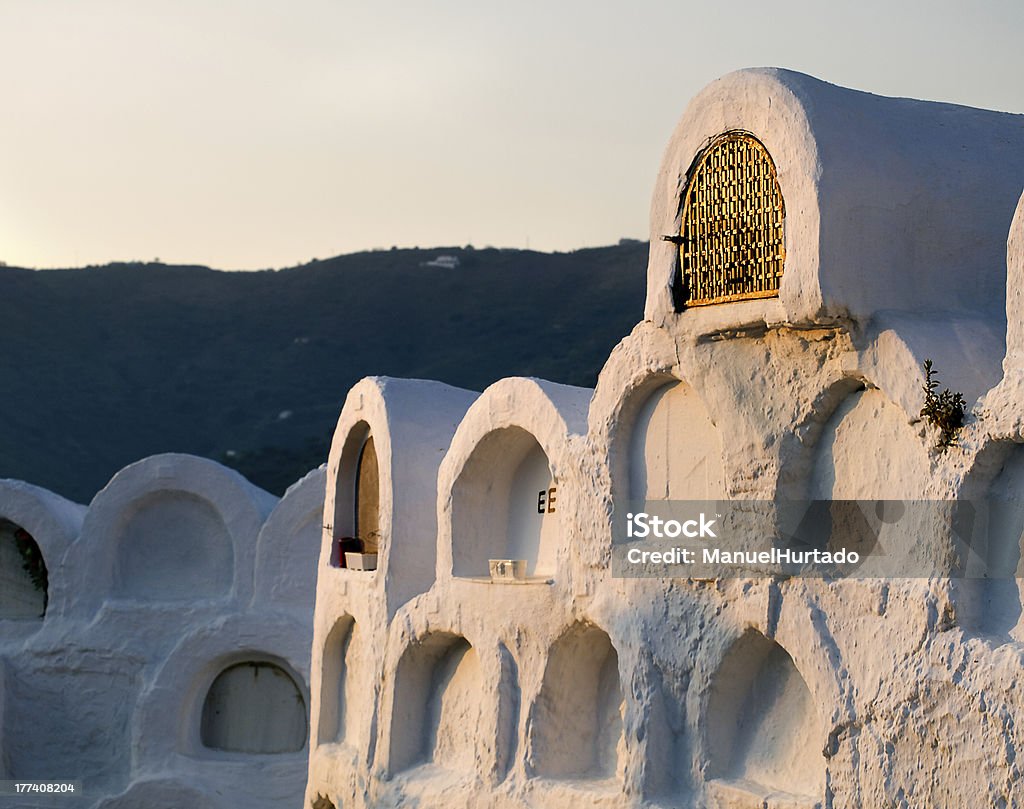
345, 552, 378, 571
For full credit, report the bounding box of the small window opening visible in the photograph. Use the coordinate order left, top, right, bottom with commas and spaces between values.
674, 131, 785, 309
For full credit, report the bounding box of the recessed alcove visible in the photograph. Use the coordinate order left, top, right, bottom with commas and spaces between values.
627, 380, 726, 502
331, 421, 383, 569
528, 623, 624, 781
451, 427, 559, 579
955, 445, 1024, 638
112, 491, 234, 601
317, 615, 363, 746
200, 661, 307, 754
705, 631, 823, 804
809, 388, 928, 500
389, 633, 484, 775
0, 519, 47, 620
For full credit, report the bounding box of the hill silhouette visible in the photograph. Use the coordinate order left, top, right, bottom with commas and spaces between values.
0, 242, 648, 501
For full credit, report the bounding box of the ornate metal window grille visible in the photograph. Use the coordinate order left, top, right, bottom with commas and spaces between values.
676, 132, 785, 308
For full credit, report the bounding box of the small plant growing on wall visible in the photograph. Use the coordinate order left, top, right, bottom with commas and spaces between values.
920, 359, 966, 450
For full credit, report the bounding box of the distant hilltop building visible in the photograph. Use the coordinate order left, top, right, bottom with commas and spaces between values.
3, 68, 1024, 808
420, 254, 460, 269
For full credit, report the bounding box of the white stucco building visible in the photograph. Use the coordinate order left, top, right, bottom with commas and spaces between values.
305, 69, 1024, 809
0, 456, 325, 808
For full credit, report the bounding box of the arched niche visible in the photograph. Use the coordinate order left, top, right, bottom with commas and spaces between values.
200, 661, 307, 754
389, 634, 484, 775
0, 519, 47, 620
809, 388, 928, 500
955, 445, 1024, 638
628, 381, 726, 502
112, 491, 234, 601
528, 623, 624, 781
451, 427, 559, 579
331, 422, 382, 567
705, 630, 824, 803
317, 616, 364, 747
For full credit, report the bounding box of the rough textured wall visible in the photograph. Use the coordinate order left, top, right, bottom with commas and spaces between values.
0, 458, 324, 809
305, 70, 1024, 809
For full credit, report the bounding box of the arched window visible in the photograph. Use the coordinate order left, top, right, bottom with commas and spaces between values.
675, 131, 785, 308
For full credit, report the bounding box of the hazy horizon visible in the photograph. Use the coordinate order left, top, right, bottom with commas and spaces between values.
2, 0, 1022, 271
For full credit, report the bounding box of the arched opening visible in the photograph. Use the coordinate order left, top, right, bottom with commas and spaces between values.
113, 491, 234, 601
317, 616, 363, 746
705, 631, 823, 802
529, 623, 623, 781
628, 381, 726, 502
389, 634, 484, 775
0, 519, 47, 619
809, 388, 928, 500
200, 661, 307, 754
331, 422, 382, 569
956, 445, 1024, 638
674, 131, 785, 309
451, 427, 559, 579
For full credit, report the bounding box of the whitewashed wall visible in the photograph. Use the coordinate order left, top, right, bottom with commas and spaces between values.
0, 457, 325, 809
305, 70, 1024, 809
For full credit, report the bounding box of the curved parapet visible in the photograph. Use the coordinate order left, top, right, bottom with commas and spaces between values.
0, 479, 84, 627
648, 68, 1024, 348
437, 377, 592, 585
62, 454, 277, 619
252, 466, 326, 614
322, 376, 478, 619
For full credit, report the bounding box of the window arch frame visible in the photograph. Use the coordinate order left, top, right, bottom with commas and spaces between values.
674, 130, 786, 309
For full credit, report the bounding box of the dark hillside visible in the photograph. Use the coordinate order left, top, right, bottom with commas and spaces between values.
0, 242, 648, 500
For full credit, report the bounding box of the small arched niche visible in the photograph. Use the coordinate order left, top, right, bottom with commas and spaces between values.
317, 616, 364, 746
200, 661, 307, 754
627, 381, 726, 502
810, 388, 927, 500
955, 445, 1024, 638
112, 491, 234, 601
331, 422, 383, 569
528, 623, 624, 781
389, 634, 484, 775
705, 631, 823, 803
451, 427, 559, 579
0, 519, 47, 620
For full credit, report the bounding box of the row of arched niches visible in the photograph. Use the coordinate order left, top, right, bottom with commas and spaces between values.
0, 456, 326, 809
305, 354, 1024, 806
308, 66, 1024, 806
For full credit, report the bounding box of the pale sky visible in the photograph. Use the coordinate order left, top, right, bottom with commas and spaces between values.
1, 0, 1022, 270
